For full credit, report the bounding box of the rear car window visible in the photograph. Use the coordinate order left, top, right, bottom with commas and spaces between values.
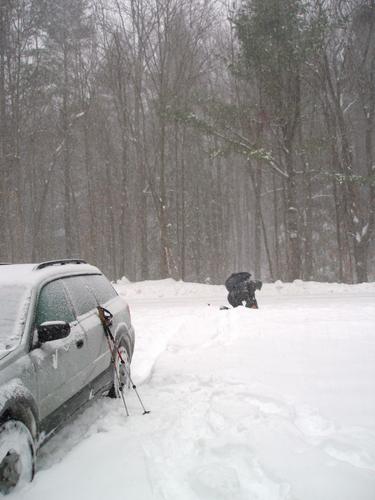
63, 276, 97, 316
0, 284, 30, 351
35, 280, 75, 325
84, 275, 117, 304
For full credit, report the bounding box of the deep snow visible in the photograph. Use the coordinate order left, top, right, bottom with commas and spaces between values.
8, 280, 375, 500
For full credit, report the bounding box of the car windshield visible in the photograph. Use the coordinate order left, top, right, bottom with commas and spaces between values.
0, 285, 30, 352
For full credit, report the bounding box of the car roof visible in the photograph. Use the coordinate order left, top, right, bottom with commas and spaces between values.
0, 261, 102, 288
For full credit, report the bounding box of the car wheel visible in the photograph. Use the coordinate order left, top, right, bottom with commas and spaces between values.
108, 340, 131, 398
0, 420, 35, 495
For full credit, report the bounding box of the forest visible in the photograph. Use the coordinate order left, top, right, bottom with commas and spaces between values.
0, 0, 374, 283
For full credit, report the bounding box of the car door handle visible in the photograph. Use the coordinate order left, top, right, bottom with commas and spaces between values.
76, 339, 84, 349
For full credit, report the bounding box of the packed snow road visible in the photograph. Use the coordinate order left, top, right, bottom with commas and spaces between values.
10, 280, 375, 500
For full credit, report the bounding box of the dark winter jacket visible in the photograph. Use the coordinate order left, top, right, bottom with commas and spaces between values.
225, 272, 262, 308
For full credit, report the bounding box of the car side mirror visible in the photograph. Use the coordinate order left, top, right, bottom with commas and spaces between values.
37, 321, 71, 343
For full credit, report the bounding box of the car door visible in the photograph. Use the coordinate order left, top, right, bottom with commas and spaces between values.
83, 274, 121, 372
29, 279, 90, 424
62, 276, 112, 392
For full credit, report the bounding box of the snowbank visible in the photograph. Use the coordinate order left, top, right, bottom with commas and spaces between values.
115, 277, 224, 299
115, 277, 375, 299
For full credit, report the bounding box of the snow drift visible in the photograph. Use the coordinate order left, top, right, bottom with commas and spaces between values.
9, 280, 375, 500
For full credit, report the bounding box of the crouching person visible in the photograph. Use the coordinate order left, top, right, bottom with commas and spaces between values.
225, 272, 262, 309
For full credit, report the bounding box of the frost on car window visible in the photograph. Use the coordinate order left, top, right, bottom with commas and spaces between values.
0, 285, 30, 351
35, 280, 75, 326
84, 275, 117, 304
63, 277, 97, 316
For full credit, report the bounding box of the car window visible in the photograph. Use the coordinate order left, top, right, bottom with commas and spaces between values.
63, 276, 97, 317
0, 285, 31, 351
35, 280, 75, 326
84, 275, 117, 305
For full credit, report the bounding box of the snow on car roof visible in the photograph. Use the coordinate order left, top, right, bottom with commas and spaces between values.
0, 262, 101, 287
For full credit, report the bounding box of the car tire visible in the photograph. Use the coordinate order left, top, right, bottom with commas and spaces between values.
108, 339, 131, 399
0, 420, 35, 495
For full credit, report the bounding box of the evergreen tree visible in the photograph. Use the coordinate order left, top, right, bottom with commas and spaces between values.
233, 0, 323, 280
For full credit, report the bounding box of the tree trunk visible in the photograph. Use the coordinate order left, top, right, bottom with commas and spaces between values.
353, 240, 368, 283
272, 174, 280, 279
0, 3, 7, 260
158, 105, 176, 278
62, 45, 73, 257
248, 163, 262, 278
83, 116, 96, 263
254, 164, 262, 278
180, 128, 186, 280
332, 178, 344, 282
159, 117, 169, 277
303, 170, 314, 280
284, 150, 301, 281
134, 71, 149, 280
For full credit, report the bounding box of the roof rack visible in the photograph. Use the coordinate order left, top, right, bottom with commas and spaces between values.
0, 263, 11, 265
34, 259, 87, 270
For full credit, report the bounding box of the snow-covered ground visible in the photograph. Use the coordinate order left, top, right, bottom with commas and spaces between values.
10, 280, 375, 500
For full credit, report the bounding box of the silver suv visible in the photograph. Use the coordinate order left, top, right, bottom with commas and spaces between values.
0, 260, 135, 494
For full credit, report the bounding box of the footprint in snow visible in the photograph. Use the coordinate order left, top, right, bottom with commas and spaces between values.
189, 463, 241, 500
323, 439, 375, 472
188, 457, 292, 500
293, 407, 336, 442
293, 406, 375, 471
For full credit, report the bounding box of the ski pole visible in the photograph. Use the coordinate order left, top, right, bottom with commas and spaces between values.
97, 306, 150, 415
110, 336, 150, 415
122, 364, 150, 415
105, 333, 129, 416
